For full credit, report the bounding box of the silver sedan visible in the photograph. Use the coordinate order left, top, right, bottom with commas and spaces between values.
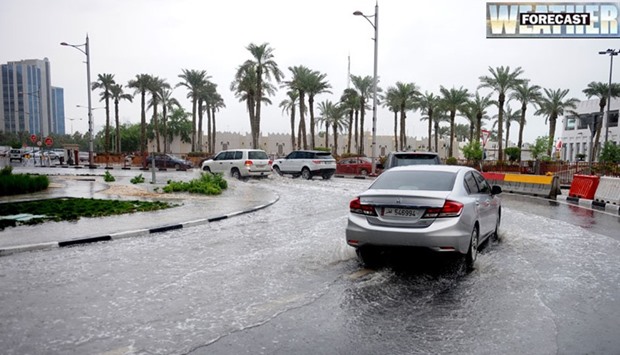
346, 165, 502, 269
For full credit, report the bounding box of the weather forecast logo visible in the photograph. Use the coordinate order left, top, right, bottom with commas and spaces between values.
486, 2, 620, 38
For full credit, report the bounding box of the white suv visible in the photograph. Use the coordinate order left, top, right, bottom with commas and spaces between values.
272, 150, 336, 180
201, 149, 272, 179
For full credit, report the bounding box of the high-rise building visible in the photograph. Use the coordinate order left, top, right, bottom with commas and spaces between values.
0, 58, 65, 136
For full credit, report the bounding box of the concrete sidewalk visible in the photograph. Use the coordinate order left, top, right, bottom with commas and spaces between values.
0, 174, 279, 256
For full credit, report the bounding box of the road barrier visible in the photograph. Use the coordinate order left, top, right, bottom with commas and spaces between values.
594, 176, 620, 205
568, 175, 600, 200
482, 172, 560, 199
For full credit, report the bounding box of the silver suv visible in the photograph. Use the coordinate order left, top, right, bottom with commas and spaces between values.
272, 150, 336, 180
201, 149, 272, 179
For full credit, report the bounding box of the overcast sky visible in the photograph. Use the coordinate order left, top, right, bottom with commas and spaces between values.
1, 0, 615, 144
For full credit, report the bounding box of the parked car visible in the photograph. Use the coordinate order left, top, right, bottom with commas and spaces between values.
201, 149, 272, 179
146, 153, 193, 170
33, 150, 59, 161
383, 151, 441, 170
272, 150, 336, 180
336, 156, 381, 176
345, 165, 502, 270
9, 149, 24, 162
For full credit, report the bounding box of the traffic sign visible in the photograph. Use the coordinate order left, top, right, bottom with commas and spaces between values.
30, 134, 37, 143
481, 129, 490, 147
44, 136, 53, 147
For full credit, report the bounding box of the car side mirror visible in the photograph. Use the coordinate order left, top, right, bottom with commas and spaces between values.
491, 185, 502, 195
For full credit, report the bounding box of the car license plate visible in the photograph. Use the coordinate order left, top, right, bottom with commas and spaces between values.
383, 207, 418, 217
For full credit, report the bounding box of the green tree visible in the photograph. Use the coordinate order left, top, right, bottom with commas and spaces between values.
316, 100, 346, 153
127, 74, 153, 167
510, 81, 541, 162
159, 88, 181, 154
416, 92, 441, 152
351, 75, 374, 155
599, 141, 620, 163
478, 66, 525, 161
280, 90, 300, 151
177, 69, 209, 152
582, 81, 620, 157
237, 43, 283, 149
531, 136, 549, 160
535, 88, 579, 156
306, 71, 332, 149
109, 83, 133, 154
386, 82, 419, 151
462, 140, 483, 161
440, 86, 470, 158
340, 88, 360, 154
284, 65, 313, 149
91, 73, 116, 155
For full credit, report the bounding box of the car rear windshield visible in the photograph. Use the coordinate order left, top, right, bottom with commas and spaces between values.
249, 151, 269, 160
370, 170, 456, 191
313, 152, 333, 159
393, 153, 440, 166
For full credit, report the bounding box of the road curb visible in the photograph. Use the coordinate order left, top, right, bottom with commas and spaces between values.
0, 194, 280, 257
558, 195, 620, 215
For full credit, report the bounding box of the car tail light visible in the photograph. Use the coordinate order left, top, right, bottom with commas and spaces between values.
350, 197, 377, 216
244, 160, 253, 167
312, 160, 322, 164
268, 160, 273, 166
422, 200, 463, 218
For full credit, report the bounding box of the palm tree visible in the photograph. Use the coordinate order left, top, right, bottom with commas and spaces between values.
127, 74, 153, 167
350, 75, 374, 155
279, 90, 300, 151
478, 66, 525, 161
387, 82, 419, 150
415, 92, 441, 152
317, 100, 347, 154
237, 43, 283, 149
284, 65, 313, 149
209, 92, 225, 154
166, 107, 193, 148
467, 91, 495, 146
159, 88, 180, 153
91, 73, 116, 157
494, 105, 520, 148
197, 81, 216, 152
340, 88, 360, 154
306, 71, 332, 149
383, 87, 400, 150
440, 86, 471, 158
535, 88, 580, 156
582, 81, 620, 157
510, 81, 542, 162
109, 84, 133, 154
177, 69, 209, 152
147, 77, 170, 153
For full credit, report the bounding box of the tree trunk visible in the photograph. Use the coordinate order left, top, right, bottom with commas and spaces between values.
197, 100, 204, 152
333, 125, 339, 155
290, 104, 296, 151
162, 105, 168, 154
497, 93, 505, 161
354, 110, 359, 154
140, 92, 147, 168
191, 98, 197, 152
309, 95, 316, 149
547, 114, 557, 157
298, 91, 307, 149
359, 99, 365, 155
211, 107, 217, 154
427, 110, 433, 151
449, 111, 456, 158
347, 110, 353, 154
152, 98, 160, 153
206, 102, 212, 154
105, 96, 111, 155
114, 99, 121, 154
393, 111, 398, 151
517, 103, 527, 163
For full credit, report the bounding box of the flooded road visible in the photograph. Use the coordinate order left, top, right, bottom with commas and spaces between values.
1, 174, 619, 354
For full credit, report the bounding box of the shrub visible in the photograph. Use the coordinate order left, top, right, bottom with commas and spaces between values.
163, 172, 228, 195
461, 141, 483, 161
103, 171, 116, 182
504, 147, 521, 162
130, 174, 145, 184
445, 156, 458, 165
599, 142, 620, 164
0, 170, 49, 196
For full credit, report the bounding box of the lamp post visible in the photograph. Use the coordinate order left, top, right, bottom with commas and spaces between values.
67, 118, 82, 135
354, 1, 379, 176
599, 48, 618, 146
61, 34, 94, 168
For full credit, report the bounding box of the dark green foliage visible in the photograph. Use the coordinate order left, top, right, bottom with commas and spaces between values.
163, 172, 228, 195
599, 142, 620, 163
0, 197, 176, 230
504, 147, 521, 162
445, 156, 458, 165
130, 174, 145, 184
0, 170, 49, 196
462, 141, 483, 161
103, 171, 116, 182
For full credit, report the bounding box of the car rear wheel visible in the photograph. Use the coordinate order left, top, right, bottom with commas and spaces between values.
359, 169, 368, 176
301, 167, 312, 180
231, 168, 241, 180
356, 246, 381, 268
465, 226, 479, 271
203, 166, 211, 173
273, 165, 283, 176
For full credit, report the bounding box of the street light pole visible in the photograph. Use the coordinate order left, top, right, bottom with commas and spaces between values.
354, 1, 379, 176
61, 34, 95, 168
599, 48, 618, 147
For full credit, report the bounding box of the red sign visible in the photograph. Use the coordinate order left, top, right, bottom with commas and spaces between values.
30, 134, 37, 143
44, 136, 53, 147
